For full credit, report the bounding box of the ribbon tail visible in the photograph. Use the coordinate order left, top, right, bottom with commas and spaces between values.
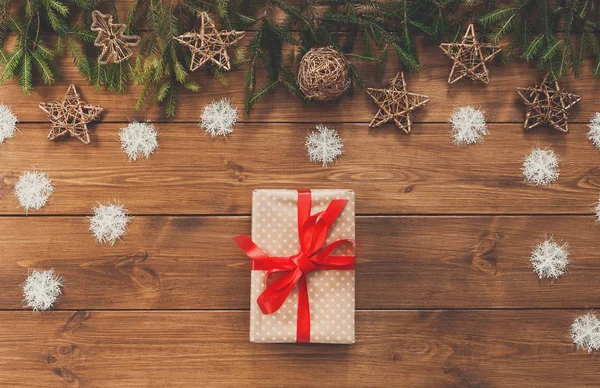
257, 269, 302, 315
296, 274, 310, 343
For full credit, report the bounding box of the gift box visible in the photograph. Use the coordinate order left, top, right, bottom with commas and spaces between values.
234, 189, 356, 344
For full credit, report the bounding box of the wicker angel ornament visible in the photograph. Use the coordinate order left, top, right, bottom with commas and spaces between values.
91, 10, 140, 65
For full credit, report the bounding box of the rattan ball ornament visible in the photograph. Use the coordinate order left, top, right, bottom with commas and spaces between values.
297, 47, 350, 101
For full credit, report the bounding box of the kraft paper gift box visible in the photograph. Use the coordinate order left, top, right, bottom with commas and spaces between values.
234, 189, 356, 344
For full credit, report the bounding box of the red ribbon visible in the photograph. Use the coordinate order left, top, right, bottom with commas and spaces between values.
233, 190, 356, 343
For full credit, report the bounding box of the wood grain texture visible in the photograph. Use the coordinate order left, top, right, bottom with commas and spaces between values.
2, 215, 600, 310
1, 37, 599, 123
2, 2, 599, 386
0, 310, 595, 387
1, 123, 599, 215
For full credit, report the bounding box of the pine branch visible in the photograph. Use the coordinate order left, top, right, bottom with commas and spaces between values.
481, 0, 600, 78
0, 0, 95, 93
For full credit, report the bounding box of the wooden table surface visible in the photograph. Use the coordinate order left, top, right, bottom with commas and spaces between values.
2, 7, 600, 387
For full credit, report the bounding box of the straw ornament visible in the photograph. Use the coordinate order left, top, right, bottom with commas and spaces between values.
439, 24, 501, 84
175, 12, 244, 71
297, 47, 350, 101
367, 72, 429, 134
517, 75, 581, 133
91, 10, 140, 65
39, 85, 103, 144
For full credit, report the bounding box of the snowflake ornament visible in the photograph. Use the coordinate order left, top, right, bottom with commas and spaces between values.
306, 125, 344, 167
594, 196, 600, 222
22, 269, 63, 311
200, 98, 238, 137
571, 312, 600, 354
450, 106, 488, 145
587, 113, 600, 150
0, 104, 18, 144
89, 202, 131, 245
14, 170, 54, 213
119, 122, 159, 161
522, 147, 559, 186
530, 237, 569, 279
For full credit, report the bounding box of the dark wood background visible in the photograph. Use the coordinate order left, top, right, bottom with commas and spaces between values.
1, 2, 600, 387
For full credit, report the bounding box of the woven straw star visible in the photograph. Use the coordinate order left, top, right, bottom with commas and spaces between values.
439, 24, 501, 84
517, 75, 581, 133
39, 85, 103, 144
367, 72, 429, 134
175, 12, 244, 71
91, 10, 140, 65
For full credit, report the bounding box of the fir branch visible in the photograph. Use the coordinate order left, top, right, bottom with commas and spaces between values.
129, 0, 194, 117
481, 0, 600, 78
0, 0, 95, 93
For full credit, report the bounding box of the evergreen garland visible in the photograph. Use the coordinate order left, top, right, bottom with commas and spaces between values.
0, 0, 96, 95
480, 0, 600, 78
1, 1, 600, 116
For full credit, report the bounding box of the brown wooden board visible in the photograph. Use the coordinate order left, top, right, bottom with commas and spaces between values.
0, 310, 594, 387
2, 1, 599, 385
1, 216, 599, 310
1, 123, 599, 215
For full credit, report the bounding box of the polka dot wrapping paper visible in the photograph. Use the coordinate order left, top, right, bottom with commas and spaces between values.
249, 189, 356, 344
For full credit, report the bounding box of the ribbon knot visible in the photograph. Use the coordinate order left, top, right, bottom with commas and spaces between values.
291, 252, 315, 275
233, 190, 356, 343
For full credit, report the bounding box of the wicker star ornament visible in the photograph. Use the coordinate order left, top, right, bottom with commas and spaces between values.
439, 24, 501, 84
91, 10, 140, 65
175, 12, 244, 71
517, 75, 581, 133
39, 85, 104, 144
367, 72, 429, 133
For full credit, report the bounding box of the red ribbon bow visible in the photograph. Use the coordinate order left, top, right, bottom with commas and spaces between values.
233, 190, 356, 343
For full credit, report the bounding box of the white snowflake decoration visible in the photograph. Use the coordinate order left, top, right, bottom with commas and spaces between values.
14, 170, 54, 213
306, 125, 344, 167
0, 104, 18, 144
200, 98, 238, 137
530, 237, 569, 279
22, 269, 63, 311
522, 147, 559, 186
89, 202, 131, 245
571, 312, 600, 354
594, 196, 600, 223
450, 106, 488, 145
119, 122, 159, 161
587, 113, 600, 150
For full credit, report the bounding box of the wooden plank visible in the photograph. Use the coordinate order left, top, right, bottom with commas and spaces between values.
1, 123, 599, 215
1, 36, 599, 123
0, 310, 593, 387
1, 215, 600, 310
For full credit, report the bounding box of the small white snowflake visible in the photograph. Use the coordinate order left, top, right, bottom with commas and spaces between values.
588, 113, 600, 150
22, 269, 63, 311
530, 237, 569, 279
14, 170, 54, 213
200, 98, 238, 137
89, 202, 131, 245
571, 312, 600, 354
306, 125, 344, 167
522, 147, 559, 186
450, 106, 488, 145
119, 122, 159, 161
594, 196, 600, 222
0, 104, 18, 144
